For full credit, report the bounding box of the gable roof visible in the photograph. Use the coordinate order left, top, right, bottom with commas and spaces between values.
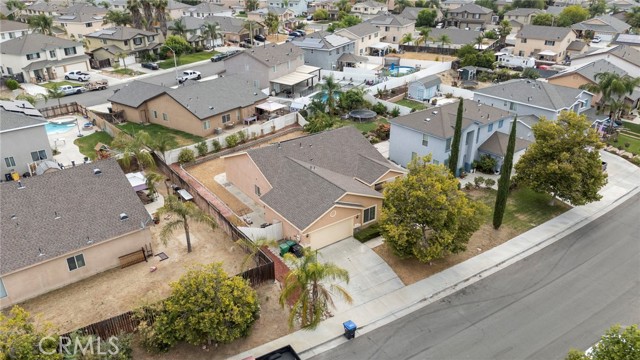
244, 42, 304, 66
549, 59, 627, 83
86, 26, 157, 40
0, 19, 30, 32
505, 8, 543, 16
0, 109, 47, 133
0, 34, 82, 55
571, 14, 631, 33
354, 0, 386, 8
391, 101, 511, 139
108, 81, 167, 108
369, 14, 415, 26
336, 22, 379, 38
612, 33, 640, 46
167, 0, 191, 10
516, 24, 573, 41
0, 159, 151, 275
167, 16, 205, 30
187, 2, 227, 13
399, 7, 424, 20
411, 74, 442, 88
56, 3, 106, 23
244, 127, 402, 230
475, 79, 588, 110
572, 44, 640, 67
207, 15, 248, 33
478, 131, 531, 157
292, 31, 353, 50
448, 3, 493, 14
567, 40, 588, 51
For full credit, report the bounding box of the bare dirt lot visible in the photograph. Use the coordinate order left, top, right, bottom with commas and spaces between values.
19, 221, 246, 333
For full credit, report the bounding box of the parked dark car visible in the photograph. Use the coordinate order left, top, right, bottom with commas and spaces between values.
141, 62, 159, 70
289, 31, 303, 37
254, 34, 266, 42
210, 53, 227, 62
295, 30, 306, 36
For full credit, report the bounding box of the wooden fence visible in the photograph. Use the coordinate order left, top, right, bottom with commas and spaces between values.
118, 248, 147, 268
60, 311, 139, 339
38, 102, 87, 118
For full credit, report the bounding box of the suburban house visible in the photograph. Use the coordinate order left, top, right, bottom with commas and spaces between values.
0, 20, 31, 43
444, 3, 494, 29
167, 0, 192, 19
224, 42, 320, 96
571, 14, 631, 42
611, 34, 640, 51
423, 28, 495, 51
441, 0, 474, 10
514, 25, 577, 64
209, 15, 263, 44
181, 2, 232, 18
407, 75, 442, 102
389, 101, 527, 173
606, 0, 639, 12
24, 1, 64, 17
399, 7, 444, 23
248, 7, 298, 31
0, 33, 88, 83
264, 0, 309, 16
292, 31, 355, 70
166, 17, 223, 48
474, 79, 594, 120
503, 8, 543, 26
368, 14, 415, 44
308, 0, 340, 20
352, 0, 388, 19
0, 159, 153, 309
569, 45, 640, 75
0, 109, 50, 177
54, 3, 107, 40
547, 59, 628, 104
108, 76, 268, 137
0, 2, 19, 19
224, 126, 405, 249
85, 27, 160, 68
334, 22, 382, 56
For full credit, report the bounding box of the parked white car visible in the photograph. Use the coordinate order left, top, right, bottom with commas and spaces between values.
64, 70, 91, 81
177, 70, 201, 84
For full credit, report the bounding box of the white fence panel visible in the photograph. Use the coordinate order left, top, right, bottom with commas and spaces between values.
363, 93, 412, 116
239, 222, 283, 241
440, 84, 476, 100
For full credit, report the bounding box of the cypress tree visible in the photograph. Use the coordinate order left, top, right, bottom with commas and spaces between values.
493, 115, 518, 229
449, 98, 463, 176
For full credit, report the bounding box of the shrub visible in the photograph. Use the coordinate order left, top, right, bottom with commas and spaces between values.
390, 107, 401, 118
226, 133, 239, 147
625, 142, 631, 148
211, 139, 222, 152
237, 130, 247, 143
372, 102, 387, 115
354, 223, 380, 242
463, 182, 474, 190
631, 157, 640, 166
445, 93, 453, 98
474, 176, 485, 188
373, 123, 390, 140
484, 178, 496, 188
178, 148, 196, 164
5, 79, 19, 90
476, 154, 497, 173
195, 141, 208, 157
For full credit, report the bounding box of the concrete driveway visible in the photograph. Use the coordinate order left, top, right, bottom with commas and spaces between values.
318, 237, 404, 315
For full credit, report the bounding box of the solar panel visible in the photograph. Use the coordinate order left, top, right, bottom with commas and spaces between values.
616, 34, 640, 45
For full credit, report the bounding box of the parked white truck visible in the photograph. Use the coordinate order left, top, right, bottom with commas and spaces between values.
64, 70, 91, 81
59, 84, 86, 95
177, 70, 201, 84
495, 52, 536, 70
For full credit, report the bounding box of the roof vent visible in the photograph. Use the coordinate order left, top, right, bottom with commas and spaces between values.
93, 168, 102, 175
10, 214, 17, 220
527, 96, 532, 102
277, 143, 281, 149
119, 213, 129, 221
54, 211, 61, 220
38, 248, 45, 257
86, 236, 93, 244
209, 106, 214, 109
17, 181, 25, 189
432, 110, 438, 114
425, 118, 431, 122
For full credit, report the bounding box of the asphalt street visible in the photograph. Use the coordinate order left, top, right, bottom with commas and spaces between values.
312, 192, 640, 360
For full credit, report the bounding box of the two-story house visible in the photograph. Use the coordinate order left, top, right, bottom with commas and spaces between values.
292, 31, 355, 70
24, 1, 64, 17
514, 25, 577, 64
0, 20, 31, 43
54, 3, 108, 40
352, 1, 388, 20
85, 27, 159, 68
248, 7, 298, 32
334, 22, 381, 56
182, 2, 232, 18
0, 34, 88, 83
0, 107, 51, 177
265, 0, 309, 16
309, 0, 341, 20
569, 45, 640, 81
440, 0, 474, 10
209, 15, 264, 44
167, 0, 192, 19
445, 3, 494, 30
503, 8, 543, 27
389, 101, 526, 173
474, 79, 594, 120
225, 42, 319, 96
571, 14, 631, 43
166, 17, 223, 48
368, 14, 415, 44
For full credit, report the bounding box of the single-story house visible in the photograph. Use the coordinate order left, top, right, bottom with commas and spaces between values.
547, 59, 628, 105
408, 75, 442, 101
224, 126, 405, 249
0, 159, 152, 308
571, 14, 631, 43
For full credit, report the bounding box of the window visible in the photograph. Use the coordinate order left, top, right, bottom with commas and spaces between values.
49, 50, 56, 58
446, 138, 452, 152
499, 119, 504, 128
0, 278, 6, 298
203, 120, 210, 130
422, 134, 428, 147
153, 110, 157, 119
148, 35, 155, 42
255, 185, 261, 196
521, 38, 527, 43
411, 151, 418, 160
85, 22, 92, 27
30, 150, 47, 161
363, 206, 376, 223
9, 32, 14, 38
222, 114, 231, 123
544, 40, 555, 46
162, 113, 168, 121
473, 13, 480, 19
26, 53, 41, 60
133, 37, 143, 45
124, 40, 129, 46
509, 102, 517, 111
385, 26, 389, 31
64, 47, 77, 56
67, 254, 85, 271
4, 157, 16, 167
1, 33, 4, 39
488, 123, 493, 132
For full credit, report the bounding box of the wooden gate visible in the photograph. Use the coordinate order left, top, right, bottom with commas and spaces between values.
118, 248, 146, 268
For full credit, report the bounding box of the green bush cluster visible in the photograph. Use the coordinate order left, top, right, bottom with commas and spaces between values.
354, 224, 381, 242
226, 133, 239, 147
178, 148, 195, 164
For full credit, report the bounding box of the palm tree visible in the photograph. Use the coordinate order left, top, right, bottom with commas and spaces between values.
581, 72, 640, 120
151, 133, 178, 160
103, 10, 132, 26
168, 19, 187, 39
111, 130, 156, 171
243, 20, 258, 45
202, 22, 220, 48
320, 74, 340, 115
47, 84, 65, 107
279, 248, 352, 329
474, 34, 484, 50
156, 195, 217, 253
400, 33, 414, 45
498, 19, 512, 45
153, 0, 169, 37
418, 28, 432, 46
144, 171, 165, 200
16, 93, 47, 106
126, 0, 143, 29
236, 237, 279, 271
437, 34, 451, 54
28, 14, 54, 35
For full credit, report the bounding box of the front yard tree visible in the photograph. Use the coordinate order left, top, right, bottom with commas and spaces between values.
152, 263, 260, 348
280, 249, 353, 330
448, 99, 463, 176
264, 12, 280, 36
0, 306, 61, 359
493, 115, 518, 229
157, 195, 217, 253
565, 324, 640, 360
380, 155, 488, 263
514, 111, 607, 206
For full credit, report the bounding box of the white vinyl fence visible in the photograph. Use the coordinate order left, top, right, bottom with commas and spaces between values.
439, 84, 476, 100
239, 222, 283, 242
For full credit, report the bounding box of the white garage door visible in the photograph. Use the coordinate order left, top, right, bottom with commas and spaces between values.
308, 217, 354, 249
64, 61, 88, 72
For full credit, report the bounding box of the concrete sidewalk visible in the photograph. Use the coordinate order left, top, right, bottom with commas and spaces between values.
231, 151, 640, 360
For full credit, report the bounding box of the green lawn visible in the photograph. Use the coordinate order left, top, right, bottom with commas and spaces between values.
117, 122, 203, 147
158, 51, 218, 69
41, 81, 79, 89
73, 131, 113, 160
621, 121, 640, 136
336, 117, 388, 133
472, 187, 571, 232
395, 99, 427, 111
110, 68, 143, 76
609, 133, 640, 155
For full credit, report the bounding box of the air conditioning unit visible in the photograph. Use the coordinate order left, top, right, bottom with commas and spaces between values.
214, 127, 222, 134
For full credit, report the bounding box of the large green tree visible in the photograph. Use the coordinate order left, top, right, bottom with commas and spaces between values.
532, 13, 556, 26
279, 249, 352, 329
626, 7, 640, 29
28, 14, 53, 35
416, 9, 437, 27
514, 111, 607, 206
449, 99, 463, 176
589, 0, 607, 17
493, 115, 518, 229
103, 10, 132, 26
156, 195, 217, 253
565, 324, 640, 360
498, 19, 512, 44
580, 72, 640, 120
111, 130, 156, 171
380, 156, 488, 262
557, 5, 590, 27
0, 306, 61, 359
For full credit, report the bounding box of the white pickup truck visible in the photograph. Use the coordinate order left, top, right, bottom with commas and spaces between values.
64, 70, 91, 82
59, 84, 86, 96
177, 70, 201, 84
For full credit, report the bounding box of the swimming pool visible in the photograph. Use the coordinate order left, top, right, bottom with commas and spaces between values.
385, 65, 417, 77
45, 122, 76, 135
313, 91, 343, 103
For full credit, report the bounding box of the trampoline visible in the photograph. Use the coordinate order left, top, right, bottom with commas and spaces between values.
349, 109, 377, 122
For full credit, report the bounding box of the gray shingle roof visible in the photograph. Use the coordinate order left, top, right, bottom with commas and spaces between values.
167, 0, 191, 10
505, 8, 543, 16
517, 114, 540, 128
56, 3, 107, 23
572, 44, 640, 67
0, 159, 151, 275
399, 7, 423, 21
612, 33, 640, 46
0, 109, 47, 133
0, 19, 30, 32
516, 24, 573, 41
448, 3, 493, 14
86, 26, 157, 40
390, 101, 512, 139
338, 22, 379, 38
549, 59, 627, 82
369, 14, 415, 27
413, 74, 442, 88
475, 79, 587, 110
189, 2, 226, 13
571, 14, 631, 33
0, 34, 82, 55
292, 31, 353, 50
478, 131, 531, 157
108, 81, 167, 108
245, 42, 304, 66
545, 6, 565, 16
245, 127, 401, 230
207, 15, 248, 34
167, 16, 205, 30
425, 28, 488, 46
567, 40, 587, 51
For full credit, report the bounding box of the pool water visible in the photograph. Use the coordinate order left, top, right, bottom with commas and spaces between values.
385, 66, 417, 76
45, 122, 76, 135
313, 91, 343, 103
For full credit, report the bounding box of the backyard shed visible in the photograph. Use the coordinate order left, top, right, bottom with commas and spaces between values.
408, 75, 442, 101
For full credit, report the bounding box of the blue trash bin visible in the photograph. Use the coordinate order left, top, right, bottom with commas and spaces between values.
343, 320, 357, 340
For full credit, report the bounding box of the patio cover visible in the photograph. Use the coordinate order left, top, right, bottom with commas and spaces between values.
256, 101, 287, 112
271, 71, 316, 86
538, 50, 557, 56
369, 42, 392, 50
296, 65, 321, 74
126, 172, 148, 192
338, 53, 368, 63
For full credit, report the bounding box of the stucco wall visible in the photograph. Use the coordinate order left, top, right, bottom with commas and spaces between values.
225, 53, 269, 90
548, 74, 603, 104
513, 32, 576, 60
224, 153, 272, 205
299, 42, 355, 70
0, 125, 52, 175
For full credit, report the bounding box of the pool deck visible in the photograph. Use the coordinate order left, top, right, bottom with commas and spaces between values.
47, 116, 96, 167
